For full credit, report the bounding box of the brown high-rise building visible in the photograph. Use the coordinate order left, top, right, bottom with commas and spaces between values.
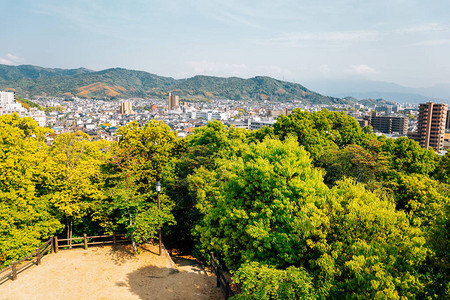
168, 92, 179, 110
414, 102, 447, 152
119, 101, 133, 114
446, 110, 450, 130
364, 112, 408, 135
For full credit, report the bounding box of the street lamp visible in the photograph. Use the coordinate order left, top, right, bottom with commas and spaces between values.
156, 181, 162, 256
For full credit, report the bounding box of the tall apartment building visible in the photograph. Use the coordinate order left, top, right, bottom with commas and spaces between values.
0, 91, 28, 115
168, 92, 179, 110
0, 91, 16, 107
119, 101, 133, 114
414, 102, 448, 152
364, 112, 408, 135
446, 110, 450, 130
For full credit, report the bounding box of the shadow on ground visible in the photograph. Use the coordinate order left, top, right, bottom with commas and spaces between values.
106, 244, 137, 265
126, 265, 223, 299
172, 256, 207, 275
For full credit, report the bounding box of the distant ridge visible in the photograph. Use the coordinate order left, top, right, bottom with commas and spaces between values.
304, 79, 450, 104
0, 64, 343, 104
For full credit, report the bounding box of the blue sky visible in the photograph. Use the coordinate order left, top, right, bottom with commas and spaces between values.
2, 0, 450, 87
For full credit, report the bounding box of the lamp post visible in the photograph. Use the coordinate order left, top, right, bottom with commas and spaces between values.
156, 181, 162, 256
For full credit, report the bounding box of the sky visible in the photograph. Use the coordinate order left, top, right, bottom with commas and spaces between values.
2, 0, 450, 87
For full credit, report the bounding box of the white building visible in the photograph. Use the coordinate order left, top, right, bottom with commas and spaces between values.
29, 108, 46, 127
249, 119, 276, 130
0, 91, 15, 107
0, 91, 46, 127
0, 91, 28, 116
190, 110, 228, 121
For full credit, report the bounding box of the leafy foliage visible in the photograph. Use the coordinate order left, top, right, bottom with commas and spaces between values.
103, 120, 177, 252
233, 262, 317, 299
1, 110, 449, 300
0, 114, 62, 266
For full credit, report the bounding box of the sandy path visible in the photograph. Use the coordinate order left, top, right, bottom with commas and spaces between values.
0, 244, 223, 300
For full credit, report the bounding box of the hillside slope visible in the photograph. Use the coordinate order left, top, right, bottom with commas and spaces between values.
0, 64, 342, 104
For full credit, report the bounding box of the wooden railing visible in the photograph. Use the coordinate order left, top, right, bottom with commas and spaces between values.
0, 233, 130, 283
0, 237, 53, 283
53, 233, 130, 252
210, 252, 234, 299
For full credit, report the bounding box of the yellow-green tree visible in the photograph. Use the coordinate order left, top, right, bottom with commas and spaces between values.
0, 114, 61, 267
194, 136, 427, 298
105, 120, 176, 253
49, 131, 105, 245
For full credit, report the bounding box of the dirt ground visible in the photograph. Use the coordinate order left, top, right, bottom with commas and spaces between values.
0, 244, 223, 300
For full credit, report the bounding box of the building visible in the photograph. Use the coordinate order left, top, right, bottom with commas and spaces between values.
119, 101, 133, 114
249, 119, 276, 130
168, 92, 179, 110
412, 102, 448, 152
446, 110, 450, 130
190, 110, 228, 121
267, 109, 287, 118
364, 112, 408, 135
0, 91, 15, 107
0, 91, 28, 116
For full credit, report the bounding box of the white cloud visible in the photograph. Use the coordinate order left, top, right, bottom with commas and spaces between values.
185, 61, 296, 80
395, 23, 445, 34
413, 39, 450, 46
319, 64, 331, 76
267, 30, 379, 45
187, 61, 249, 77
346, 64, 377, 75
0, 53, 23, 65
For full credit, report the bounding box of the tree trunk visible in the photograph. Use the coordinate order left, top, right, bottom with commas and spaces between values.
127, 207, 138, 253
66, 219, 71, 248
69, 220, 73, 249
131, 236, 137, 253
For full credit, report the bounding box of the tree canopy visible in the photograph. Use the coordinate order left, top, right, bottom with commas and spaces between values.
1, 111, 448, 299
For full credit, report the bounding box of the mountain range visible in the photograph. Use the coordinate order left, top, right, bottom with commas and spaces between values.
0, 64, 343, 105
304, 79, 450, 105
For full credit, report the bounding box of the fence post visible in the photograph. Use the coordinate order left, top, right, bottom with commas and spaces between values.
113, 232, 116, 246
51, 237, 54, 254
225, 280, 230, 299
84, 234, 88, 250
210, 252, 214, 272
11, 262, 17, 280
54, 236, 59, 254
36, 248, 41, 265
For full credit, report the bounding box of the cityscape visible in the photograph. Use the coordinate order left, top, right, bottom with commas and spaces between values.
0, 89, 448, 152
2, 1, 450, 299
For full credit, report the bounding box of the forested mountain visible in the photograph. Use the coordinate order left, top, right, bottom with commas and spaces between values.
0, 64, 341, 104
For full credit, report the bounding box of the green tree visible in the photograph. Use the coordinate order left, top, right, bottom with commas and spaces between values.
425, 198, 450, 298
163, 121, 249, 252
49, 131, 105, 245
193, 135, 427, 298
433, 152, 450, 184
105, 120, 176, 252
322, 179, 426, 299
194, 137, 329, 270
233, 262, 317, 299
381, 136, 437, 175
0, 114, 62, 267
273, 109, 367, 164
386, 173, 449, 227
322, 141, 389, 187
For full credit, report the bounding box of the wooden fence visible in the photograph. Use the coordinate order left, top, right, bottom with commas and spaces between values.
53, 233, 129, 252
0, 237, 53, 283
0, 233, 130, 283
210, 252, 234, 299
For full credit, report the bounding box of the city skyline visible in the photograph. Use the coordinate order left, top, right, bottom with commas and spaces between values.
2, 1, 450, 88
